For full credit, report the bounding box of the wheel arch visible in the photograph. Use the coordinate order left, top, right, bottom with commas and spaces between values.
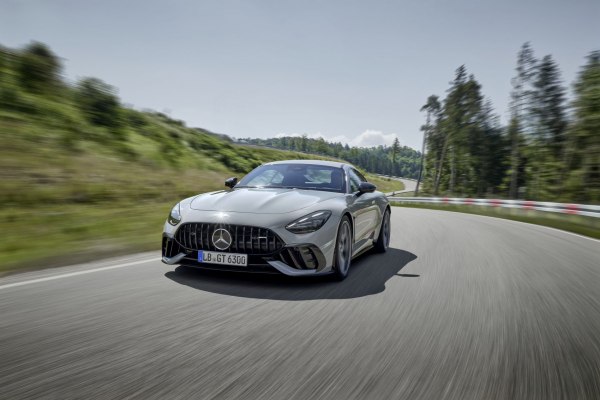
342, 211, 354, 241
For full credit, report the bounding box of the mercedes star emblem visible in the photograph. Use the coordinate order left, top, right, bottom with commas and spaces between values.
212, 228, 232, 251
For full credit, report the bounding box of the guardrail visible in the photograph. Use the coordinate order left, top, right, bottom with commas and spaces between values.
386, 196, 600, 218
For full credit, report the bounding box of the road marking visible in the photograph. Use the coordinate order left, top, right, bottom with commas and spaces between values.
0, 258, 157, 290
519, 222, 600, 243
459, 212, 600, 243
397, 206, 600, 244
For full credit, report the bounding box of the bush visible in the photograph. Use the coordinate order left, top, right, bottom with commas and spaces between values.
17, 42, 62, 94
75, 77, 123, 130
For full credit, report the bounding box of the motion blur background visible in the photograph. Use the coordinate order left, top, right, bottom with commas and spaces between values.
0, 0, 598, 273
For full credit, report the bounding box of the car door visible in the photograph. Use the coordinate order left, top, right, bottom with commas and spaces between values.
346, 168, 381, 253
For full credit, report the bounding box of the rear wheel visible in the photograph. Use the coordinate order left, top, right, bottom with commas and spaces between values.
332, 216, 352, 281
374, 208, 390, 253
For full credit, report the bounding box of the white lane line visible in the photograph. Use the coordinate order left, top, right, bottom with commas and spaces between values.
0, 258, 157, 290
519, 222, 600, 243
400, 206, 600, 243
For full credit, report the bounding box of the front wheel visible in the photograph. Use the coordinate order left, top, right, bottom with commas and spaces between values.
374, 208, 390, 253
331, 216, 352, 281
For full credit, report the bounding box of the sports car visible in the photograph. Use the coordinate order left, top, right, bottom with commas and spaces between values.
162, 160, 391, 280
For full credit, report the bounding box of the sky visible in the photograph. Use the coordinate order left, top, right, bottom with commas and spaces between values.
1, 0, 599, 150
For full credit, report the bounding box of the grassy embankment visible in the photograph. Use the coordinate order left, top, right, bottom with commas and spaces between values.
0, 109, 403, 274
391, 202, 600, 239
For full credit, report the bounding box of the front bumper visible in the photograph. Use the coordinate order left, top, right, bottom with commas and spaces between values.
162, 208, 340, 276
162, 235, 333, 276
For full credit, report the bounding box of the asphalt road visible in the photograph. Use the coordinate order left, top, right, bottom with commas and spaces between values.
1, 208, 599, 399
379, 175, 417, 195
393, 177, 417, 193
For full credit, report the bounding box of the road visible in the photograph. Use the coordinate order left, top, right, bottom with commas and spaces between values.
1, 208, 599, 399
379, 175, 417, 195
393, 177, 416, 193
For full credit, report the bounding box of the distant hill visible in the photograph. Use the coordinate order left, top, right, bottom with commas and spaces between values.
241, 136, 421, 179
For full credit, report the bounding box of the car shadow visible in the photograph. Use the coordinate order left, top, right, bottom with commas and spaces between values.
164, 248, 417, 300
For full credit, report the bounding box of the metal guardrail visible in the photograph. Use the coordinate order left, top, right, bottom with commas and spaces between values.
387, 196, 600, 218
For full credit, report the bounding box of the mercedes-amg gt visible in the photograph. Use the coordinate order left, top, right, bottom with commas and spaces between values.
162, 160, 390, 280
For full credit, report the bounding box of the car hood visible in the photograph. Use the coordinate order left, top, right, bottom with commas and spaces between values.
189, 188, 341, 214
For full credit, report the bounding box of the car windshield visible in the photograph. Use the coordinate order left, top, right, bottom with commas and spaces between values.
236, 163, 346, 193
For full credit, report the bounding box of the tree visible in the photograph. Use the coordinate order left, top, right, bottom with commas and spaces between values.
526, 54, 568, 199
507, 42, 537, 198
532, 55, 567, 154
432, 65, 468, 194
75, 77, 123, 131
17, 41, 62, 94
565, 51, 600, 202
391, 137, 400, 164
300, 134, 308, 152
417, 95, 440, 195
434, 65, 487, 195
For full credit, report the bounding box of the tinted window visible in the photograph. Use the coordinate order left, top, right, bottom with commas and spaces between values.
348, 169, 363, 192
353, 169, 367, 183
237, 164, 346, 193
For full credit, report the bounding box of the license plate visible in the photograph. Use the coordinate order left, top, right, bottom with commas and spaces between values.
198, 251, 248, 267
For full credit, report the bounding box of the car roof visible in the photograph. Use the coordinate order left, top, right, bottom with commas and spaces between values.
264, 159, 351, 169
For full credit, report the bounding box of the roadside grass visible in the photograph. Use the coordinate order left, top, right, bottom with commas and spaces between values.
367, 175, 405, 193
0, 115, 406, 274
1, 58, 409, 274
0, 202, 172, 273
387, 191, 415, 197
391, 203, 600, 240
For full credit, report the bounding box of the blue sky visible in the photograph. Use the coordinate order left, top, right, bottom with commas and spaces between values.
1, 0, 598, 150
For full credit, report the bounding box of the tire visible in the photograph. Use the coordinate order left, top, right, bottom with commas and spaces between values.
374, 208, 390, 253
331, 216, 352, 281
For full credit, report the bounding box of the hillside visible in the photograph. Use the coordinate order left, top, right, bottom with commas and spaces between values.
0, 42, 403, 273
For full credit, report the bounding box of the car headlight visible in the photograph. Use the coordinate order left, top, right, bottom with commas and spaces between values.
286, 211, 332, 234
168, 203, 182, 226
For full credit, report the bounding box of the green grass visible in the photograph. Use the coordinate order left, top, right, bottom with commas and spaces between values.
0, 46, 409, 274
0, 111, 406, 274
366, 175, 405, 193
391, 203, 600, 239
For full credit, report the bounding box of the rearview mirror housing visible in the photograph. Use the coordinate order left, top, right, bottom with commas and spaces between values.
358, 182, 376, 194
225, 177, 238, 188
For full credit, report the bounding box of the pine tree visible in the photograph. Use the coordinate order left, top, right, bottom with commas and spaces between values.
532, 55, 567, 152
391, 137, 400, 164
417, 95, 440, 195
435, 66, 487, 196
527, 54, 568, 199
508, 42, 537, 198
565, 51, 600, 202
433, 65, 467, 194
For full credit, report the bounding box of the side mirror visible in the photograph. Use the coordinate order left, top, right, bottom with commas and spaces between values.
225, 177, 238, 189
358, 182, 376, 194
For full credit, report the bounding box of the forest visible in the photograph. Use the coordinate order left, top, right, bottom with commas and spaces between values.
246, 43, 599, 203
420, 43, 598, 202
242, 136, 421, 179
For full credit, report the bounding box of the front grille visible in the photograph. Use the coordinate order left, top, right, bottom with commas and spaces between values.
174, 223, 284, 255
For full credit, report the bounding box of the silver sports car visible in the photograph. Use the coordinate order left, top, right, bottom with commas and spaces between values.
162, 160, 391, 280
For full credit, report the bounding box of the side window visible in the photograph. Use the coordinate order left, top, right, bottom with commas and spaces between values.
353, 169, 367, 183
348, 169, 362, 192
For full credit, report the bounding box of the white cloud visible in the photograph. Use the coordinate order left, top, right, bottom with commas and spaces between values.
348, 130, 399, 148
276, 130, 401, 148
